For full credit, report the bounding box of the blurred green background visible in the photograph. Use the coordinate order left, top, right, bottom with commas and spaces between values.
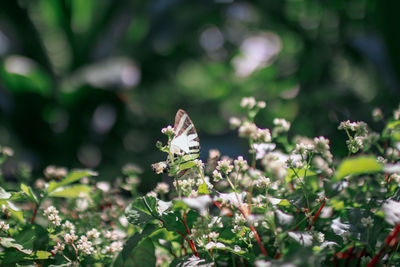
0, 0, 399, 191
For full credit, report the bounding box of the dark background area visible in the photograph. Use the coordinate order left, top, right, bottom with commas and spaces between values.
0, 0, 399, 192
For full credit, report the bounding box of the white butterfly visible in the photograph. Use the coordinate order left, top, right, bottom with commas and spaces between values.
170, 109, 200, 159
152, 109, 200, 174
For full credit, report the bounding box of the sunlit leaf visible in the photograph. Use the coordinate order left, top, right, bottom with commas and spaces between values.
20, 184, 38, 204
0, 200, 24, 222
0, 187, 11, 199
286, 168, 317, 182
48, 184, 91, 198
0, 55, 51, 96
47, 170, 97, 194
333, 155, 383, 181
0, 238, 32, 255
125, 196, 158, 225
24, 250, 52, 260
197, 183, 209, 195
179, 161, 197, 171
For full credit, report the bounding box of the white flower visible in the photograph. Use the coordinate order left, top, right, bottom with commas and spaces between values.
216, 159, 234, 174
0, 221, 9, 231
238, 122, 258, 140
212, 170, 223, 182
76, 236, 94, 255
51, 242, 65, 254
63, 231, 78, 244
86, 228, 100, 239
253, 143, 276, 160
76, 197, 90, 212
193, 159, 204, 169
257, 101, 266, 109
161, 125, 175, 136
106, 241, 123, 253
96, 181, 110, 192
316, 232, 325, 243
151, 161, 168, 174
44, 206, 58, 216
62, 220, 75, 232
205, 241, 226, 250
234, 156, 248, 171
240, 97, 257, 109
272, 118, 290, 136
146, 191, 157, 198
1, 147, 14, 157
208, 232, 219, 240
372, 108, 383, 121
44, 206, 61, 226
294, 143, 314, 157
44, 166, 67, 180
154, 182, 169, 194
255, 176, 270, 188
361, 216, 374, 228
229, 117, 241, 128
313, 136, 330, 154
256, 128, 272, 143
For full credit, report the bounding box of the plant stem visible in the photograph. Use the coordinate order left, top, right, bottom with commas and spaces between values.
367, 223, 400, 267
30, 197, 43, 224
182, 212, 198, 257
307, 201, 325, 231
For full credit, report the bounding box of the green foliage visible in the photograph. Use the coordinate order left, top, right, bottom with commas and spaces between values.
46, 170, 97, 194
334, 155, 383, 181
2, 99, 400, 266
48, 184, 91, 198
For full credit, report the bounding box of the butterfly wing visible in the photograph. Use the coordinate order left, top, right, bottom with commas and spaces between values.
170, 109, 200, 160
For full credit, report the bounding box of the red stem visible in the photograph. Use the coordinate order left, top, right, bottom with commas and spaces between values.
368, 223, 400, 267
238, 207, 268, 257
307, 201, 325, 231
177, 231, 198, 257
181, 213, 199, 257
30, 205, 37, 224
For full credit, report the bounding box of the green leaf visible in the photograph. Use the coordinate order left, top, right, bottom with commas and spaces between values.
333, 155, 383, 181
48, 184, 91, 198
0, 238, 32, 255
149, 228, 180, 243
383, 120, 400, 141
130, 238, 156, 266
0, 187, 11, 199
125, 196, 158, 225
47, 170, 97, 194
20, 184, 38, 204
278, 199, 291, 207
161, 210, 198, 234
10, 192, 30, 202
198, 183, 209, 195
179, 161, 197, 171
24, 250, 51, 260
182, 154, 199, 162
0, 200, 24, 222
0, 55, 51, 96
285, 168, 316, 182
112, 224, 157, 267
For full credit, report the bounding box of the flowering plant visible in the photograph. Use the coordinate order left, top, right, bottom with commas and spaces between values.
1, 99, 400, 266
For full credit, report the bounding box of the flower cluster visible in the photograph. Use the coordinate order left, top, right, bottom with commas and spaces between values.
44, 206, 61, 227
